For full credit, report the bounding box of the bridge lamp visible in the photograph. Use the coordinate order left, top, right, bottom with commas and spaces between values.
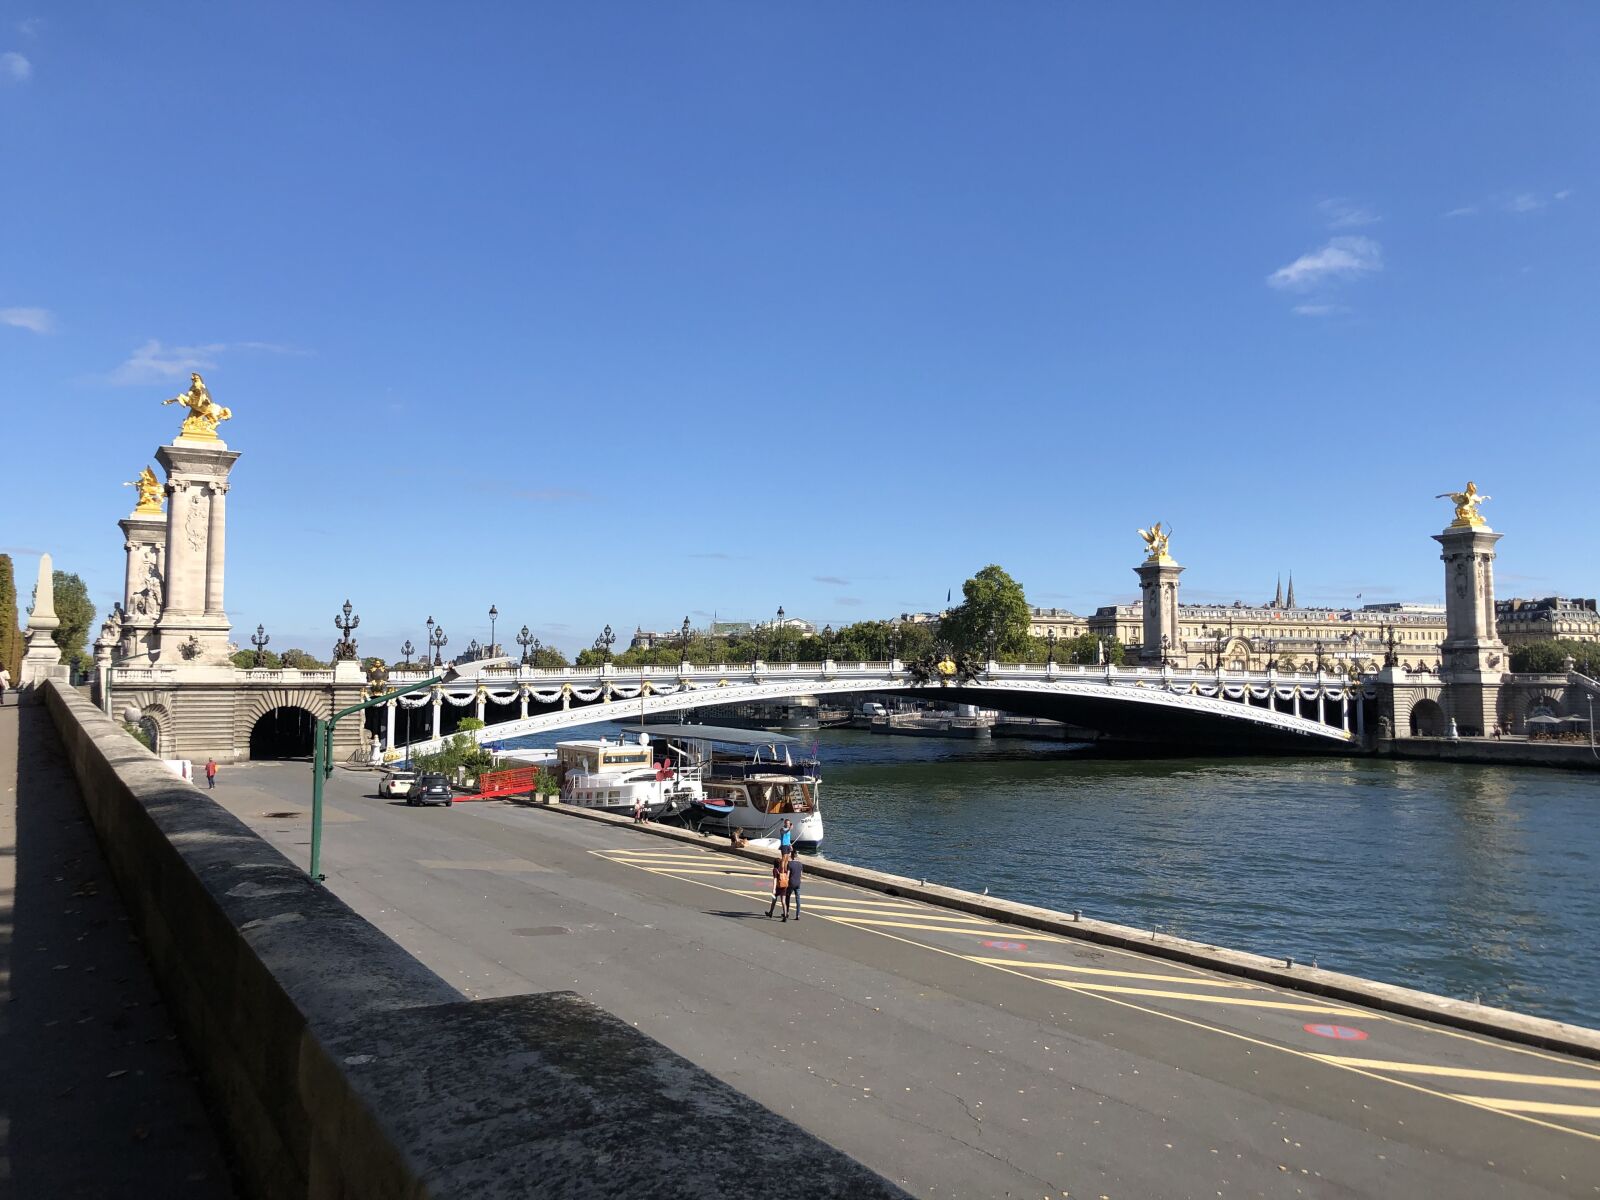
680, 616, 692, 664
251, 623, 271, 667
1046, 628, 1056, 665
489, 604, 499, 656
517, 624, 533, 665
986, 624, 997, 662
400, 639, 415, 669
823, 624, 834, 659
431, 625, 448, 666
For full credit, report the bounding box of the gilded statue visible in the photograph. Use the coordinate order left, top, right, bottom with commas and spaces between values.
124, 465, 164, 514
1137, 522, 1173, 561
162, 372, 232, 440
1435, 481, 1490, 529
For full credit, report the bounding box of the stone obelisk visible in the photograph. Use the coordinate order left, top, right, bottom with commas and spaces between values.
1134, 524, 1183, 665
1433, 482, 1506, 737
19, 552, 70, 696
152, 374, 239, 665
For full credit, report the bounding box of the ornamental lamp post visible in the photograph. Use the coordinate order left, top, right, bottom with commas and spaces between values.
888, 624, 898, 663
680, 616, 692, 666
334, 600, 360, 661
594, 624, 615, 661
488, 604, 499, 657
430, 624, 448, 666
986, 624, 997, 663
822, 624, 834, 660
425, 616, 434, 665
251, 623, 271, 667
1046, 627, 1057, 665
400, 639, 415, 669
517, 624, 533, 665
775, 606, 786, 662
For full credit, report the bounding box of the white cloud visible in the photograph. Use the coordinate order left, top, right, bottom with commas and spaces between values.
0, 51, 29, 82
1507, 192, 1546, 213
1444, 205, 1478, 218
1555, 188, 1574, 201
18, 18, 43, 37
1292, 303, 1349, 317
0, 306, 53, 333
107, 338, 307, 384
1267, 236, 1383, 290
1318, 198, 1381, 229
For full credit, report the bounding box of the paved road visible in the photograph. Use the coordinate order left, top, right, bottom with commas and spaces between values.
217, 762, 1600, 1199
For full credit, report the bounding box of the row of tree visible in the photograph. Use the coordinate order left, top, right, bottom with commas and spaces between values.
1510, 639, 1600, 677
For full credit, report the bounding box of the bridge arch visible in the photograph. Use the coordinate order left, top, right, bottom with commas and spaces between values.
1409, 698, 1447, 737
249, 706, 318, 760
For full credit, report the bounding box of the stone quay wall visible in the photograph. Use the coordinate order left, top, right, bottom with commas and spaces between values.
42, 682, 907, 1200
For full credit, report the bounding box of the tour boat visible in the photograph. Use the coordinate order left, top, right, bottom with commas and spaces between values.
641, 724, 824, 849
548, 734, 704, 816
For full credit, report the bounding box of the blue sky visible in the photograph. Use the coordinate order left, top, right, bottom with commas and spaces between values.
3, 4, 1597, 657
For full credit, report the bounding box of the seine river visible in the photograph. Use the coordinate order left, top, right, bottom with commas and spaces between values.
815, 730, 1600, 1029
504, 724, 1599, 1027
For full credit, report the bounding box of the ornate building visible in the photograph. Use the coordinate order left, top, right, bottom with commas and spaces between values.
1494, 596, 1600, 647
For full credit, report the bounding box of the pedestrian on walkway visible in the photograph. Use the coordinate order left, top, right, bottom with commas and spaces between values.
779, 818, 794, 852
783, 850, 803, 921
0, 665, 10, 706
632, 796, 645, 824
766, 849, 791, 920
204, 758, 218, 790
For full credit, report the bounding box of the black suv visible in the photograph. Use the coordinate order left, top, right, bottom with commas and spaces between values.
409, 774, 454, 808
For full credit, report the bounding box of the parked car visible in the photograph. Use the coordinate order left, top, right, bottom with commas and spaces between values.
408, 774, 454, 807
378, 769, 418, 799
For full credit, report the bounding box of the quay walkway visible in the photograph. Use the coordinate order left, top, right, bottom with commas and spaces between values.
0, 702, 235, 1197
218, 763, 1600, 1199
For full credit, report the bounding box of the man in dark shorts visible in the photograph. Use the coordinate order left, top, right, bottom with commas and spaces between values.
782, 850, 803, 921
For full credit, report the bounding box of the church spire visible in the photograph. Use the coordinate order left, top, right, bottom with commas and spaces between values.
1273, 574, 1283, 608
1286, 573, 1297, 609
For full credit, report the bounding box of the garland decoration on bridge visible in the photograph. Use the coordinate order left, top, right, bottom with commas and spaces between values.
397, 691, 433, 708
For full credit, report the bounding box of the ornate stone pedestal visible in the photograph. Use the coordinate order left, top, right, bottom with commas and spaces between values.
1434, 519, 1508, 737
18, 553, 70, 698
152, 438, 238, 666
119, 509, 167, 662
1134, 549, 1184, 666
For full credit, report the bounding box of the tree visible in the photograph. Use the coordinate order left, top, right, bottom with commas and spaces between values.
280, 648, 330, 670
529, 646, 569, 668
1045, 632, 1124, 665
43, 570, 95, 673
1510, 639, 1600, 676
231, 648, 282, 669
941, 565, 1031, 658
0, 555, 20, 680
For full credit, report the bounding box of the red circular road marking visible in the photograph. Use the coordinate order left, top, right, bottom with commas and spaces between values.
1303, 1023, 1368, 1041
981, 939, 1028, 952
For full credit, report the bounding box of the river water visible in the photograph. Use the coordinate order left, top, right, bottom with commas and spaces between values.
503, 725, 1600, 1027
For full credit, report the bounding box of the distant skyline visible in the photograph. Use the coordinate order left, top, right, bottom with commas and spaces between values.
4, 4, 1597, 657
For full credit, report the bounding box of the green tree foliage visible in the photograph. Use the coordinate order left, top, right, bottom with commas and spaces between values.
1037, 632, 1125, 665
123, 721, 154, 750
528, 647, 570, 668
412, 732, 500, 781
941, 565, 1031, 657
45, 570, 95, 672
1510, 639, 1600, 676
231, 648, 283, 669
0, 554, 21, 680
280, 648, 331, 670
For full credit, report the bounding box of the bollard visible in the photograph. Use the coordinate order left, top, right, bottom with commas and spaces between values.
1073, 909, 1081, 922
1285, 956, 1295, 968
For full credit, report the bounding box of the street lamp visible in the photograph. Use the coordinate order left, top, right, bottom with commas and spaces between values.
488, 604, 499, 657
986, 624, 997, 663
251, 623, 271, 667
1160, 633, 1172, 667
888, 624, 899, 663
594, 624, 615, 660
430, 624, 448, 666
466, 638, 482, 660
1046, 628, 1057, 665
680, 616, 692, 665
425, 616, 434, 666
517, 624, 533, 665
400, 639, 415, 669
334, 599, 360, 661
822, 624, 834, 660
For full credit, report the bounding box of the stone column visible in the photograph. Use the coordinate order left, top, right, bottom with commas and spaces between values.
432, 691, 443, 740
1134, 551, 1184, 666
386, 700, 396, 750
118, 510, 166, 662
19, 553, 70, 697
1434, 520, 1508, 737
205, 481, 229, 615
153, 438, 240, 665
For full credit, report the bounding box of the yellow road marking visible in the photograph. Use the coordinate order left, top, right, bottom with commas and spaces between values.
1314, 1057, 1600, 1090
781, 900, 989, 921
1049, 980, 1362, 1014
965, 957, 1257, 988
825, 915, 1065, 941
636, 866, 771, 878
1455, 1096, 1600, 1119
592, 843, 1600, 1143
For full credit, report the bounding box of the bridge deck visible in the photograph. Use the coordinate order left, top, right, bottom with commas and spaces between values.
218, 765, 1598, 1198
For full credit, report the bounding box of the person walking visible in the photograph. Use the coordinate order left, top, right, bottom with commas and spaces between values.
204, 758, 218, 790
783, 850, 803, 921
766, 849, 791, 920
632, 795, 645, 825
0, 665, 10, 707
779, 818, 794, 852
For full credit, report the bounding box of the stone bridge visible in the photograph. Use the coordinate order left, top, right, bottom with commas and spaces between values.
383, 659, 1368, 760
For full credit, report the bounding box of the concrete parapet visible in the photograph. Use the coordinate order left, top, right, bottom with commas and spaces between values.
42, 682, 907, 1200
537, 802, 1600, 1062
